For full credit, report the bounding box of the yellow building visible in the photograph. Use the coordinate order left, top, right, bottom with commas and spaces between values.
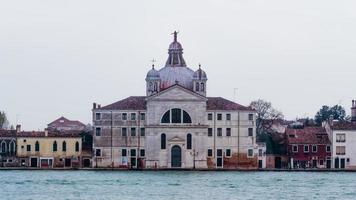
16, 131, 82, 168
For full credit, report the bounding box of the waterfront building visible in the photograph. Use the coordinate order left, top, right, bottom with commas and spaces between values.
16, 130, 82, 168
286, 126, 331, 169
324, 100, 356, 169
92, 32, 258, 169
48, 116, 86, 131
0, 129, 18, 167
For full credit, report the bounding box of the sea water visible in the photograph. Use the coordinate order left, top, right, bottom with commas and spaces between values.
0, 171, 355, 200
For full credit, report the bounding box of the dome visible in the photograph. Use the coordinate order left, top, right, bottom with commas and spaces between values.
193, 67, 207, 80
158, 66, 194, 90
146, 66, 160, 80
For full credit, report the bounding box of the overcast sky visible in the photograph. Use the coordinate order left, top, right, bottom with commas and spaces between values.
1, 0, 355, 130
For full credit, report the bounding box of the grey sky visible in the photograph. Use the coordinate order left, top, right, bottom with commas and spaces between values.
1, 0, 355, 130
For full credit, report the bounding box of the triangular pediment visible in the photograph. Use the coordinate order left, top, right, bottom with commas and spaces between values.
168, 136, 185, 142
147, 85, 207, 101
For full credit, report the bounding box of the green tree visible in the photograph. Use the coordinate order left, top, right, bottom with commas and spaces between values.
314, 105, 346, 126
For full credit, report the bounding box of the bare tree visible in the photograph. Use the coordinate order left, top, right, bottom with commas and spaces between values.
0, 111, 9, 129
250, 99, 284, 135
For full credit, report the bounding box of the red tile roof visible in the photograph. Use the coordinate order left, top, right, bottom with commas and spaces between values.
48, 116, 85, 128
286, 127, 330, 144
207, 97, 253, 111
0, 130, 17, 137
16, 130, 82, 138
98, 96, 253, 111
331, 121, 356, 130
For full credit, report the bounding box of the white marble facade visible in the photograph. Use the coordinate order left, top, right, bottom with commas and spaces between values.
92, 33, 258, 169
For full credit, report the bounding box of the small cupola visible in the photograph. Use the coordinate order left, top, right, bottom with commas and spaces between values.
146, 63, 161, 96
192, 64, 208, 96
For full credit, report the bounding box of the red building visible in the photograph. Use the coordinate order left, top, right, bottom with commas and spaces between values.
286, 126, 331, 169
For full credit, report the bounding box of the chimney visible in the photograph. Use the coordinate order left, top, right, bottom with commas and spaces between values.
93, 103, 97, 109
16, 124, 21, 132
98, 104, 101, 109
352, 100, 356, 122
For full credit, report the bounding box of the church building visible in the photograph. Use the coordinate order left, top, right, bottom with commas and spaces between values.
92, 32, 260, 169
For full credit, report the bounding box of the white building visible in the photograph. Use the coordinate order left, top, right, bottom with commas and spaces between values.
92, 32, 258, 169
325, 100, 356, 169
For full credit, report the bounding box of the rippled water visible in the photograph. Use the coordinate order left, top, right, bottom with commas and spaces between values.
1, 170, 356, 200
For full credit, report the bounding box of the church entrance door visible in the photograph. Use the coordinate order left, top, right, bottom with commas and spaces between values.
171, 145, 182, 168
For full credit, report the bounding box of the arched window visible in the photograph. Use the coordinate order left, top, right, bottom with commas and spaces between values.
196, 82, 200, 91
187, 134, 192, 149
161, 110, 170, 123
154, 82, 158, 92
9, 140, 16, 155
171, 108, 182, 123
201, 83, 205, 92
75, 141, 80, 152
62, 141, 67, 152
1, 141, 6, 153
161, 109, 192, 124
149, 82, 153, 91
35, 141, 40, 152
53, 141, 57, 152
161, 134, 166, 149
183, 110, 192, 123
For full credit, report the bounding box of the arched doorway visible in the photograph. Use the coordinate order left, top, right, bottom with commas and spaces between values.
171, 145, 182, 167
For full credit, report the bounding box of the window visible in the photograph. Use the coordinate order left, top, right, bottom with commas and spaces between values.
208, 128, 213, 137
336, 146, 346, 155
172, 108, 182, 123
248, 128, 253, 137
226, 128, 231, 136
131, 128, 136, 136
95, 113, 101, 120
122, 127, 127, 136
131, 113, 136, 121
161, 134, 166, 149
26, 145, 31, 152
336, 134, 346, 142
292, 145, 298, 153
75, 142, 80, 152
207, 149, 213, 157
258, 149, 263, 157
122, 149, 127, 157
248, 114, 254, 121
217, 149, 223, 157
320, 160, 324, 166
225, 149, 231, 157
95, 149, 101, 157
140, 113, 146, 120
217, 128, 222, 137
95, 127, 101, 136
161, 110, 170, 123
183, 110, 192, 123
53, 141, 57, 152
326, 145, 331, 152
161, 109, 191, 124
208, 113, 213, 120
122, 113, 127, 120
35, 141, 40, 152
140, 149, 145, 157
62, 141, 67, 152
196, 82, 200, 91
304, 145, 309, 153
217, 114, 222, 120
226, 114, 231, 121
154, 82, 158, 91
140, 128, 145, 136
130, 149, 136, 157
187, 134, 192, 149
248, 149, 254, 157
201, 83, 205, 91
312, 145, 317, 153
